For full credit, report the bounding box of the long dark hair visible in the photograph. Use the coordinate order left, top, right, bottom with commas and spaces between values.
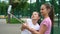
35, 12, 41, 25
37, 12, 41, 25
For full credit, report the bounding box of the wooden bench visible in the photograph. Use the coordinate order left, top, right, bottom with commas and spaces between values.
0, 15, 5, 19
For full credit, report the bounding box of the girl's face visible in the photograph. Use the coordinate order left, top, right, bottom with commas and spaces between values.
31, 12, 40, 20
40, 5, 49, 16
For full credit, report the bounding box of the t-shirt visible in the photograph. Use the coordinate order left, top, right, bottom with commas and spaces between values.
21, 19, 40, 34
40, 17, 52, 34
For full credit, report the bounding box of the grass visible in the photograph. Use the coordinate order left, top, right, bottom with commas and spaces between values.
10, 18, 21, 24
6, 18, 25, 24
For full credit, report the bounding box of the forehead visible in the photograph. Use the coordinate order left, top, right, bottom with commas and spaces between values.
41, 5, 46, 9
33, 12, 38, 14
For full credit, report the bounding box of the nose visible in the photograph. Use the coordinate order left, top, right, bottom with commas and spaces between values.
33, 15, 34, 17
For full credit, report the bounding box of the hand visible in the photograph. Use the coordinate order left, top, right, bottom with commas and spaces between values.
22, 23, 29, 29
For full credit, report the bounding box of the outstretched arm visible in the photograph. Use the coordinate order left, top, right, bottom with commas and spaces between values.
23, 23, 47, 34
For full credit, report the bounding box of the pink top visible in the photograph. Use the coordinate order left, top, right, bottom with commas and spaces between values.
40, 17, 52, 34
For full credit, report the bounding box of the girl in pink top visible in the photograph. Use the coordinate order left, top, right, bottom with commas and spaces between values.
22, 3, 54, 34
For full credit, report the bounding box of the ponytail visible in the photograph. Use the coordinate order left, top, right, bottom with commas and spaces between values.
49, 5, 54, 34
49, 5, 54, 23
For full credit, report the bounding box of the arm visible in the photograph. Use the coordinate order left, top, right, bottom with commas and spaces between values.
26, 24, 47, 34
21, 20, 28, 31
39, 24, 47, 34
26, 26, 39, 34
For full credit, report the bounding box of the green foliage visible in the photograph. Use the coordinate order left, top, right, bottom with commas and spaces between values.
0, 0, 60, 16
0, 1, 9, 15
11, 0, 29, 17
6, 17, 25, 24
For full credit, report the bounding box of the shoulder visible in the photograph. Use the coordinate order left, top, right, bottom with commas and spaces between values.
43, 17, 51, 23
41, 17, 51, 27
26, 18, 31, 21
26, 18, 32, 24
26, 18, 32, 22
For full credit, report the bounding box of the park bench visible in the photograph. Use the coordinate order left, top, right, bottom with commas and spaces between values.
0, 15, 5, 19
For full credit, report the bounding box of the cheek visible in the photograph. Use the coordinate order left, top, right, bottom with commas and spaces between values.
42, 9, 47, 14
44, 10, 48, 14
35, 16, 39, 19
40, 10, 44, 15
33, 15, 37, 18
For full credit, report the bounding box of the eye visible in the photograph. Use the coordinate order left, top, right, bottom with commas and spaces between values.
34, 14, 37, 15
41, 9, 44, 10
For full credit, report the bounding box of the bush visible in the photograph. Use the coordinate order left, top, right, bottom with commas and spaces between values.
6, 16, 24, 24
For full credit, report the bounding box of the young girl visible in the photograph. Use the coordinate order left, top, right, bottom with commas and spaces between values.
23, 3, 54, 34
21, 12, 40, 34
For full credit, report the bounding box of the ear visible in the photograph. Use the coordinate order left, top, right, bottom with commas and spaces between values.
48, 9, 50, 13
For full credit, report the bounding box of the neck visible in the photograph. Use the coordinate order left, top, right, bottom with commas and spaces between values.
32, 19, 38, 25
44, 14, 49, 19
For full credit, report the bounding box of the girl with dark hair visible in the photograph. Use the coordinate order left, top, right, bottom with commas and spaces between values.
21, 12, 40, 34
22, 3, 54, 34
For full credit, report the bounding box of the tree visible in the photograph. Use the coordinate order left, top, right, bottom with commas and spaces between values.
9, 0, 29, 18
41, 0, 45, 4
58, 0, 60, 13
0, 1, 8, 15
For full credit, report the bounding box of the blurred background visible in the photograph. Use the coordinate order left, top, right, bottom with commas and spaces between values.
0, 0, 60, 34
